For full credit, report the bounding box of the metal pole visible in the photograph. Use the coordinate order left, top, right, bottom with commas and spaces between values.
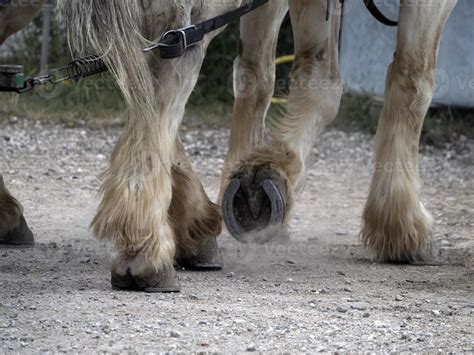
40, 0, 53, 75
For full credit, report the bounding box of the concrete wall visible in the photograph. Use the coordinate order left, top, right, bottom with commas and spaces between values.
340, 0, 474, 108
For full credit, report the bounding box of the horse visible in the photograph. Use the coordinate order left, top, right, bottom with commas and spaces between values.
0, 0, 457, 292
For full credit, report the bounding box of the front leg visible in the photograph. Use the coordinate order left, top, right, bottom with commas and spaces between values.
222, 0, 343, 242
220, 1, 290, 241
361, 0, 457, 262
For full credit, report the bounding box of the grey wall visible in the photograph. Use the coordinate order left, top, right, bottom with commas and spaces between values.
340, 0, 474, 108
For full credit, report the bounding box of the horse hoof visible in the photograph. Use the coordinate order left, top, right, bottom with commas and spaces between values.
177, 236, 223, 270
0, 216, 34, 246
111, 267, 181, 293
222, 167, 288, 244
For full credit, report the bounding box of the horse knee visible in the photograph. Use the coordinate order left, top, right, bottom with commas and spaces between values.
233, 56, 276, 102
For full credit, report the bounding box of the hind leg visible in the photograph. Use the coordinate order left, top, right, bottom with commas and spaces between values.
172, 138, 223, 270
93, 4, 235, 292
0, 175, 33, 246
361, 0, 457, 262
221, 0, 343, 242
94, 62, 203, 292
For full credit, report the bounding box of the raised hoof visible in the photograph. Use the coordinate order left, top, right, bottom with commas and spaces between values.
222, 167, 287, 244
177, 236, 223, 271
0, 216, 34, 246
111, 267, 181, 293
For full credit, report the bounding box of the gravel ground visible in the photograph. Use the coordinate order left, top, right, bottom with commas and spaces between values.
0, 117, 472, 353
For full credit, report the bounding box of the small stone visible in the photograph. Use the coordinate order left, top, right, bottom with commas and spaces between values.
336, 307, 348, 313
343, 287, 353, 292
351, 304, 367, 311
286, 278, 294, 282
101, 325, 111, 334
363, 312, 370, 318
431, 310, 441, 316
395, 295, 404, 301
169, 331, 180, 338
247, 345, 257, 352
337, 271, 346, 276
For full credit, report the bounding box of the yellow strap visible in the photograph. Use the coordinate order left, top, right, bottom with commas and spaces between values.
272, 55, 295, 104
271, 97, 288, 104
275, 55, 295, 66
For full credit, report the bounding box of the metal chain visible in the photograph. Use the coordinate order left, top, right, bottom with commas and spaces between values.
4, 55, 109, 93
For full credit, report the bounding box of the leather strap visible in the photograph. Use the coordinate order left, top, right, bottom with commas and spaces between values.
363, 0, 398, 27
145, 0, 269, 59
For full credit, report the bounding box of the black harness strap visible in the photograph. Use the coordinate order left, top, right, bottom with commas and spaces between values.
145, 0, 269, 58
363, 0, 398, 27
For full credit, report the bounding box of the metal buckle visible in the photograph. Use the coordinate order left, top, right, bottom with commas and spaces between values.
32, 75, 53, 85
143, 25, 197, 53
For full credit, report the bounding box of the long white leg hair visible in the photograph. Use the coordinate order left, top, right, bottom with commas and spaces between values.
61, 0, 177, 271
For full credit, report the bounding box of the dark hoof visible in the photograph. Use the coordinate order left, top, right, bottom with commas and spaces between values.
111, 267, 181, 293
177, 236, 223, 271
0, 216, 34, 246
222, 168, 287, 244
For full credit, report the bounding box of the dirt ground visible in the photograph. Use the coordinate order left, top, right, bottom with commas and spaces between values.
0, 117, 472, 353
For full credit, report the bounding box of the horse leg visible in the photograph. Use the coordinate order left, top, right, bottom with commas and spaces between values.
0, 175, 33, 245
221, 0, 343, 241
89, 6, 236, 291
219, 1, 288, 190
219, 1, 289, 240
93, 71, 197, 291
172, 138, 223, 270
361, 0, 457, 263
